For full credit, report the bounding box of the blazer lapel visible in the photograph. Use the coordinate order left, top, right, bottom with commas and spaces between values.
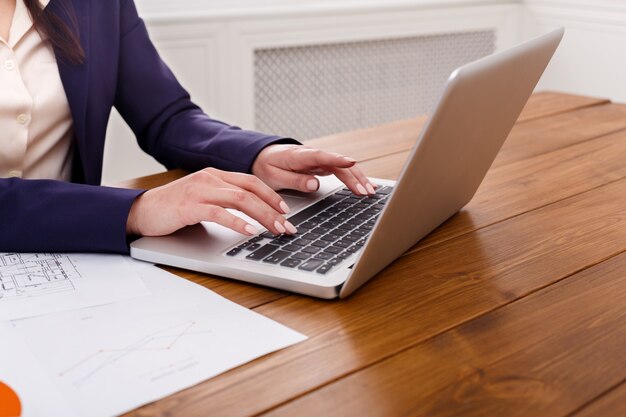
48, 0, 91, 181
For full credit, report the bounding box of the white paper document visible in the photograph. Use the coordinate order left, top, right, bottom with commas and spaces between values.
0, 322, 75, 417
6, 265, 307, 417
0, 253, 150, 320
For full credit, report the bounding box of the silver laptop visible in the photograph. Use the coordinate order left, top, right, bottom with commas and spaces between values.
131, 29, 564, 299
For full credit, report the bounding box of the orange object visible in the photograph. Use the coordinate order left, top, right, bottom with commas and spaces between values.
0, 382, 21, 417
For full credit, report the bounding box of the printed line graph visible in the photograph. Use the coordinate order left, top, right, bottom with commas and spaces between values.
58, 321, 212, 387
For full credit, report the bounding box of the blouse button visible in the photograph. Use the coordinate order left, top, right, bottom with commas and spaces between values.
4, 60, 15, 71
16, 114, 29, 125
7, 170, 22, 178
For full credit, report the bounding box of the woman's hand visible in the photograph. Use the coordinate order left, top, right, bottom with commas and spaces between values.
252, 144, 376, 195
126, 168, 296, 237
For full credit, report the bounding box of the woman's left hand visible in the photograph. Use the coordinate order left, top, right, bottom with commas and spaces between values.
252, 144, 377, 195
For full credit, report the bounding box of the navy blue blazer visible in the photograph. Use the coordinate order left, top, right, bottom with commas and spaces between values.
0, 0, 293, 254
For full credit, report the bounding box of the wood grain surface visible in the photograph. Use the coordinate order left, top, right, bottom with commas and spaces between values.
121, 92, 626, 417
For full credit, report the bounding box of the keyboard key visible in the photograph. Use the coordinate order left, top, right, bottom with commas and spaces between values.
344, 234, 360, 242
288, 199, 337, 225
283, 244, 300, 252
315, 252, 333, 260
302, 232, 322, 240
324, 194, 345, 203
246, 244, 279, 260
299, 222, 315, 230
302, 246, 322, 254
309, 216, 326, 224
377, 186, 393, 195
280, 258, 302, 268
261, 231, 275, 238
312, 227, 331, 235
263, 250, 291, 264
312, 240, 330, 248
321, 233, 341, 242
238, 241, 252, 249
338, 223, 355, 231
337, 190, 352, 196
271, 238, 288, 245
298, 259, 324, 271
292, 252, 311, 260
334, 240, 351, 248
246, 243, 261, 251
324, 246, 343, 254
293, 238, 312, 246
333, 228, 350, 236
226, 248, 242, 256
322, 220, 342, 228
249, 236, 265, 243
316, 264, 334, 275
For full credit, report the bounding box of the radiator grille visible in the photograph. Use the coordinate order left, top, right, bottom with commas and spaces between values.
254, 31, 495, 140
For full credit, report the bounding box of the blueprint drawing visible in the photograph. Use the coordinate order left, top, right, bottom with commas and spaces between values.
0, 253, 81, 300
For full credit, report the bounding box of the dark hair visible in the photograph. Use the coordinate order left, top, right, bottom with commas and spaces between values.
24, 0, 84, 64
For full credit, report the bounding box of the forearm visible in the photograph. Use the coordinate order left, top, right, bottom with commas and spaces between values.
0, 178, 143, 253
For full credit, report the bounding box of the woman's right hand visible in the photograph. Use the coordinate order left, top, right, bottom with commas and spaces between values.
126, 168, 297, 238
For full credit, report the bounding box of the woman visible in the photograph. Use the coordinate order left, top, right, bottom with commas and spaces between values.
0, 0, 376, 253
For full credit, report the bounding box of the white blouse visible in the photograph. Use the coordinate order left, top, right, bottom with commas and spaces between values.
0, 0, 74, 180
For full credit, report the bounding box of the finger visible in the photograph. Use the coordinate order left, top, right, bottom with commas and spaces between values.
347, 165, 377, 194
202, 168, 291, 215
329, 167, 369, 196
282, 148, 357, 172
267, 165, 323, 193
303, 168, 333, 176
193, 204, 259, 236
208, 188, 297, 235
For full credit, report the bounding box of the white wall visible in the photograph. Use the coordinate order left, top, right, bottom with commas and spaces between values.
102, 0, 521, 184
105, 0, 626, 184
523, 0, 626, 103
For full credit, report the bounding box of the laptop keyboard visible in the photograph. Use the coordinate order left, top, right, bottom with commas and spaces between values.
224, 185, 393, 275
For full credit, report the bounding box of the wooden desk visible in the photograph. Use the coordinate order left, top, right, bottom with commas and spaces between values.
119, 92, 626, 417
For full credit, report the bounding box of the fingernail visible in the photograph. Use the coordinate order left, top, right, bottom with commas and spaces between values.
344, 156, 357, 163
274, 220, 286, 234
284, 221, 298, 234
279, 201, 291, 214
356, 184, 367, 195
244, 224, 257, 235
306, 179, 318, 191
365, 183, 376, 195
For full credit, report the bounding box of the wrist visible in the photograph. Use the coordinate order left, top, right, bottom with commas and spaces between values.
126, 193, 145, 236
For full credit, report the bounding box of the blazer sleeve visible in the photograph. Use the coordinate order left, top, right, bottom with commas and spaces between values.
113, 0, 298, 173
0, 178, 143, 253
